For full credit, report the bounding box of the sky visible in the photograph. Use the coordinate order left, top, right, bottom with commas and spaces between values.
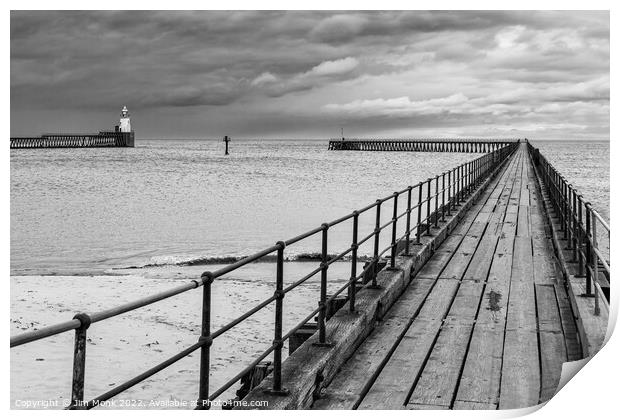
10, 10, 609, 139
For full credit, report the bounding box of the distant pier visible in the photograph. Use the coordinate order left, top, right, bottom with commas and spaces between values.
10, 106, 135, 149
10, 131, 134, 149
328, 138, 519, 153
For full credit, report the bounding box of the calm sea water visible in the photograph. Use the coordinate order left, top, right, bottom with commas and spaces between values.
533, 140, 609, 222
10, 139, 609, 407
10, 140, 484, 275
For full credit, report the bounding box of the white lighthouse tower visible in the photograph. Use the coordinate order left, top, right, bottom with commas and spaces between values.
119, 106, 131, 132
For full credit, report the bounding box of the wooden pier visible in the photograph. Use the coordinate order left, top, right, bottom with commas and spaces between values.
312, 145, 579, 409
328, 138, 518, 153
242, 143, 608, 410
10, 131, 135, 149
10, 141, 608, 411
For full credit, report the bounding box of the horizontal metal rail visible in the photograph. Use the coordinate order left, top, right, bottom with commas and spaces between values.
527, 143, 610, 315
11, 143, 518, 409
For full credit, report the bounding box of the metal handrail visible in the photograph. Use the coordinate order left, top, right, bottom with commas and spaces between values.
527, 143, 610, 315
11, 143, 518, 409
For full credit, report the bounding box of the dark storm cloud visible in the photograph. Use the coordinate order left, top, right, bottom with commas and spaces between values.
10, 10, 609, 139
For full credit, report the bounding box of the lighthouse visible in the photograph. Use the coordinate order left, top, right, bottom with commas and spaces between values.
119, 106, 131, 132
116, 106, 135, 147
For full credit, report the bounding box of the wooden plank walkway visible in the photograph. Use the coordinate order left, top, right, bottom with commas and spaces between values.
313, 144, 581, 410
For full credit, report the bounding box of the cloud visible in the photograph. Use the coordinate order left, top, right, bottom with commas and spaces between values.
256, 57, 360, 97
309, 14, 367, 43
308, 57, 359, 76
251, 72, 278, 86
10, 11, 609, 139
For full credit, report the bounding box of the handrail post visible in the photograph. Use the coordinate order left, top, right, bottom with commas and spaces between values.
416, 185, 423, 244
371, 201, 382, 288
452, 168, 458, 210
404, 187, 412, 255
447, 171, 452, 216
434, 175, 439, 228
577, 194, 585, 277
562, 179, 568, 239
68, 313, 91, 410
197, 272, 214, 409
592, 216, 600, 315
585, 204, 593, 297
390, 193, 398, 269
316, 224, 332, 345
458, 165, 462, 203
441, 172, 446, 222
571, 189, 578, 260
425, 179, 432, 235
268, 242, 289, 394
349, 211, 359, 312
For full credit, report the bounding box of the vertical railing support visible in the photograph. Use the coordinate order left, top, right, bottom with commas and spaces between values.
447, 171, 452, 216
68, 313, 91, 410
197, 272, 214, 409
404, 187, 412, 255
416, 185, 423, 244
267, 242, 289, 394
316, 224, 332, 344
349, 211, 359, 312
441, 172, 446, 222
425, 179, 432, 235
592, 216, 600, 316
434, 176, 439, 228
371, 201, 382, 288
585, 204, 593, 297
390, 192, 399, 269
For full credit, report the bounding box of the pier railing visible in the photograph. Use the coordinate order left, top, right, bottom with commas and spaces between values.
10, 143, 518, 409
528, 143, 610, 312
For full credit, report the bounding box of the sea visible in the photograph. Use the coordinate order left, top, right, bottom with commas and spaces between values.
9, 139, 609, 408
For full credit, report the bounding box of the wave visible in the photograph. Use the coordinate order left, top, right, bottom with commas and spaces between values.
118, 252, 376, 270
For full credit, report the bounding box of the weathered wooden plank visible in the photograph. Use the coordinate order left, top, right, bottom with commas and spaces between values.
532, 253, 560, 285
505, 281, 536, 331
536, 284, 566, 403
313, 314, 411, 409
499, 327, 540, 409
511, 237, 533, 282
416, 249, 458, 280
408, 319, 476, 407
462, 234, 499, 282
407, 403, 449, 410
358, 320, 443, 409
453, 401, 497, 410
517, 205, 531, 237
445, 281, 485, 322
